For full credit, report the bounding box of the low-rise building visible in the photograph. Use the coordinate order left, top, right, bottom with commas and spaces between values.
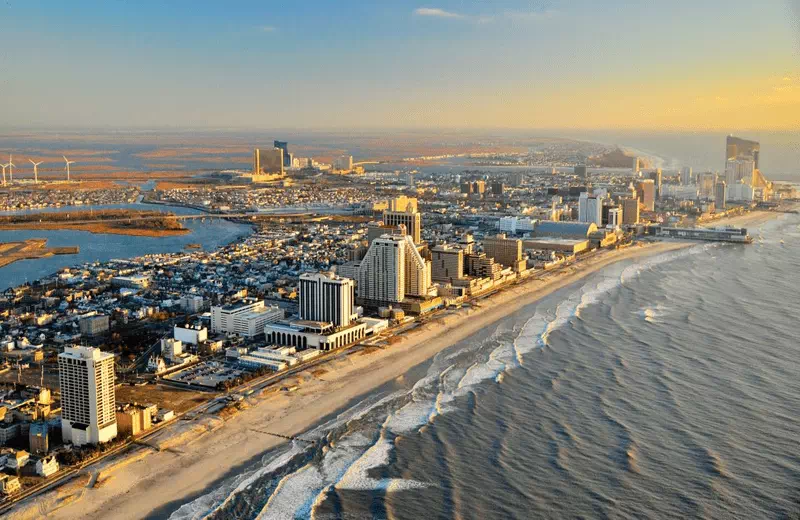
111, 275, 151, 289
35, 455, 59, 477
28, 422, 49, 455
79, 315, 110, 337
174, 324, 208, 345
265, 320, 367, 351
211, 300, 283, 337
0, 474, 21, 495
115, 403, 154, 437
5, 449, 29, 470
523, 238, 590, 255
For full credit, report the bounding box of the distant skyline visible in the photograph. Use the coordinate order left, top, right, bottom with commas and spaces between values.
1, 0, 799, 130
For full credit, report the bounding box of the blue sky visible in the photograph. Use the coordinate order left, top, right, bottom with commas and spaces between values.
1, 0, 798, 129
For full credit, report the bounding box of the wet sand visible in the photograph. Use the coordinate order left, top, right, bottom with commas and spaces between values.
11, 241, 702, 520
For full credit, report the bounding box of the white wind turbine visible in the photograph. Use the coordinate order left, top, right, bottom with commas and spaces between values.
29, 159, 43, 184
7, 154, 15, 183
63, 156, 75, 181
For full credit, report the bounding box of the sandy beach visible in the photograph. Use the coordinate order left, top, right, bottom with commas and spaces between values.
10, 213, 777, 519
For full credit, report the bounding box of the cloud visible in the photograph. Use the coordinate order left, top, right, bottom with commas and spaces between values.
413, 7, 464, 19
261, 26, 277, 32
413, 6, 557, 24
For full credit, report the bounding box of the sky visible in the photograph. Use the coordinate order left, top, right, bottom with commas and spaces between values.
1, 0, 799, 130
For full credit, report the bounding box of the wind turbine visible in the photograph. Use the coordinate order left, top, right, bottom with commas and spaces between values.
7, 154, 15, 183
29, 159, 43, 184
63, 156, 75, 182
0, 164, 7, 186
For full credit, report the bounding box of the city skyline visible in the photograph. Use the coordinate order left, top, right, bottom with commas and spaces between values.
0, 2, 799, 517
1, 1, 798, 130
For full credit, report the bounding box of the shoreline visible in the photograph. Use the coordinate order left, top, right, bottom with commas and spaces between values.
9, 210, 781, 519
15, 241, 692, 520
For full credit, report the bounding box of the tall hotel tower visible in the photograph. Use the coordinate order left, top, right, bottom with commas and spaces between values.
58, 346, 117, 446
299, 272, 357, 328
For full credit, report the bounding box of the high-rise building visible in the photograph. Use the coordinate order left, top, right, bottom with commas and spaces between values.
607, 207, 621, 228
574, 165, 588, 182
253, 148, 284, 176
299, 272, 357, 328
632, 157, 641, 173
357, 235, 404, 303
726, 136, 760, 168
681, 167, 693, 186
648, 169, 663, 198
465, 253, 503, 280
431, 245, 464, 283
724, 159, 756, 187
383, 196, 421, 244
490, 182, 504, 196
461, 180, 486, 196
508, 171, 524, 187
58, 346, 117, 446
636, 180, 656, 211
483, 234, 526, 272
357, 234, 431, 303
274, 140, 292, 169
700, 172, 717, 198
727, 182, 755, 202
715, 181, 728, 210
578, 192, 603, 226
334, 155, 354, 171
621, 197, 639, 225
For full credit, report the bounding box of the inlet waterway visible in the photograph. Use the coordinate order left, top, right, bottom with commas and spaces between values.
0, 202, 253, 290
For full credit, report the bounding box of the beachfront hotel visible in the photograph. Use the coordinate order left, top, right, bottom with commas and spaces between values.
266, 271, 366, 351
357, 234, 432, 305
298, 272, 358, 328
58, 346, 117, 446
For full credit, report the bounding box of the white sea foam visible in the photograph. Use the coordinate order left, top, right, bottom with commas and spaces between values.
169, 444, 306, 520
259, 437, 368, 519
175, 243, 705, 519
334, 435, 429, 492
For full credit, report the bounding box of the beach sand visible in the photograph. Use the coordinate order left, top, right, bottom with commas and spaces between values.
13, 214, 776, 519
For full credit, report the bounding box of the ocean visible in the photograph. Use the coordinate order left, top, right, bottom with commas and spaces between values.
164, 212, 800, 519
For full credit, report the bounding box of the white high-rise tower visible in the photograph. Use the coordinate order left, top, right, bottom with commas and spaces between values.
299, 272, 357, 328
578, 192, 602, 226
357, 234, 431, 304
58, 346, 117, 446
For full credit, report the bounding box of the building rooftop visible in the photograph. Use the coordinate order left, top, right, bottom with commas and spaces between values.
534, 221, 597, 238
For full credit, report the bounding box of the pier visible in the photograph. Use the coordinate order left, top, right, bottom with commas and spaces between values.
655, 226, 752, 243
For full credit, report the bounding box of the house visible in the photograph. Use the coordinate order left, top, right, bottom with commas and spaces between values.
5, 449, 29, 470
0, 474, 21, 495
35, 455, 59, 477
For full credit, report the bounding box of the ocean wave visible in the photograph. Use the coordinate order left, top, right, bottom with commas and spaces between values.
333, 434, 429, 493
174, 243, 703, 519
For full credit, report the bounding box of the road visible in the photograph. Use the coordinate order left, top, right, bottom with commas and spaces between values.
0, 243, 625, 514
